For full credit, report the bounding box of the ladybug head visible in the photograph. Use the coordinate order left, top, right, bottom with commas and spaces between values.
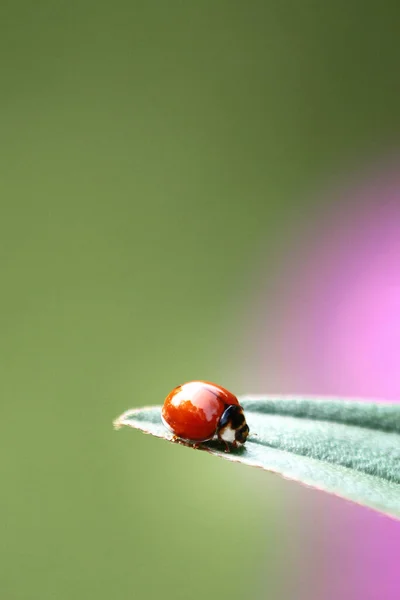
217, 404, 249, 447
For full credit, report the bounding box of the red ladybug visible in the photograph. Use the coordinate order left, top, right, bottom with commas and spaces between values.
161, 381, 249, 451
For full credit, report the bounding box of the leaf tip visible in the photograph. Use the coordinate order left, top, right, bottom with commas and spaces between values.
113, 408, 136, 430
113, 418, 123, 430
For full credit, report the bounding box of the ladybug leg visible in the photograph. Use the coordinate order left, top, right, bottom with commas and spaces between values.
217, 433, 231, 453
171, 436, 205, 450
171, 436, 191, 448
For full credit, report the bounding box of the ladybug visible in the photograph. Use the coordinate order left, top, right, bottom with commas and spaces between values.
161, 381, 249, 451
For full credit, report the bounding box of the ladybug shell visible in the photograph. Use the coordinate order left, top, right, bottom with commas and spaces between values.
162, 381, 239, 442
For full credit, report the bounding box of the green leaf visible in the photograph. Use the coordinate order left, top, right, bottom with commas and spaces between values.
114, 396, 400, 520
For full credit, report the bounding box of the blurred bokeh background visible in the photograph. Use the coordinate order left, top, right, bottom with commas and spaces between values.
1, 2, 400, 599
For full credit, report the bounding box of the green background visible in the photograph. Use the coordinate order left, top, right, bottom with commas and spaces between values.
1, 2, 399, 599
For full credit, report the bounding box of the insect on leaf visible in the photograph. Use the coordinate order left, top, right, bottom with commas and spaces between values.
114, 395, 400, 520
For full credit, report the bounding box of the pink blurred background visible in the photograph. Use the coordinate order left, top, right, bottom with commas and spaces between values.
246, 163, 400, 599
